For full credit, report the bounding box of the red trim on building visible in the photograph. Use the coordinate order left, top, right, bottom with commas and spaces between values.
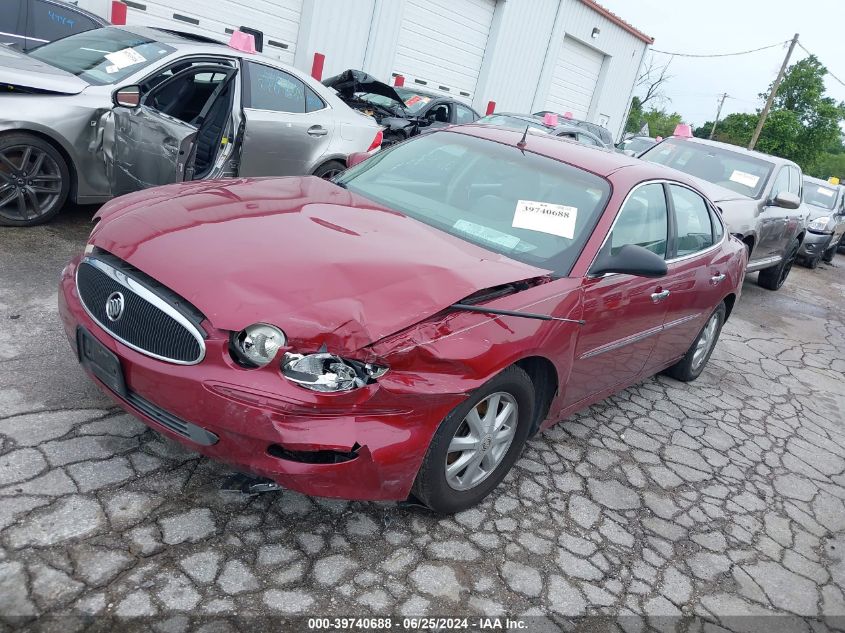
577, 0, 654, 44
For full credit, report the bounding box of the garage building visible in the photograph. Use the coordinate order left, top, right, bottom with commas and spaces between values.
77, 0, 652, 142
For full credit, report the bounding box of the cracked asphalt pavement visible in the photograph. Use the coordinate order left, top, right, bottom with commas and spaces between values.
2, 205, 845, 631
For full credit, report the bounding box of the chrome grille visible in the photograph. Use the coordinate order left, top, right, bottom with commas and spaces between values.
76, 255, 206, 365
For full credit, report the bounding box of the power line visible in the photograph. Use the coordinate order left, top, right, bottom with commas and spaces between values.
795, 41, 845, 88
650, 40, 789, 58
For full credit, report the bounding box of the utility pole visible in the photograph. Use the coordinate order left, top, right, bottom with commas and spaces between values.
709, 93, 729, 139
748, 33, 799, 150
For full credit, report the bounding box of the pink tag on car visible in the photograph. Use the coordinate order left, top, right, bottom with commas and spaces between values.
543, 113, 559, 126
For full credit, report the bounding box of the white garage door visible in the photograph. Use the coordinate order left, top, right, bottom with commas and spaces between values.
122, 0, 303, 65
394, 0, 495, 100
545, 36, 604, 119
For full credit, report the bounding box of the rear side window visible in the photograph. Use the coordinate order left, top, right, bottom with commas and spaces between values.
610, 183, 668, 258
455, 104, 476, 124
710, 205, 724, 242
305, 88, 325, 112
244, 62, 306, 113
28, 0, 99, 42
670, 185, 714, 257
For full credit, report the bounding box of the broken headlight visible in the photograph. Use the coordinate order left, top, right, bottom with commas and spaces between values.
282, 352, 388, 392
808, 216, 831, 232
231, 324, 287, 367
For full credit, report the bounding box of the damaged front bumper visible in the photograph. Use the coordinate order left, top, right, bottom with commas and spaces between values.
798, 230, 833, 259
58, 258, 464, 501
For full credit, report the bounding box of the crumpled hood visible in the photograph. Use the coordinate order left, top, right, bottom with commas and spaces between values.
323, 69, 406, 109
90, 177, 551, 353
0, 45, 88, 94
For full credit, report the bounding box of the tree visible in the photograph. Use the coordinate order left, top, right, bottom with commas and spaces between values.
636, 56, 673, 109
692, 56, 844, 171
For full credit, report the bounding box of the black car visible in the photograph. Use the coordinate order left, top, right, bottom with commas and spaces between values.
323, 69, 481, 145
533, 111, 614, 148
1, 0, 108, 51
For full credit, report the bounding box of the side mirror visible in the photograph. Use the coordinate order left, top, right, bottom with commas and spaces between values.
113, 85, 141, 108
590, 244, 668, 278
346, 152, 371, 168
771, 191, 800, 210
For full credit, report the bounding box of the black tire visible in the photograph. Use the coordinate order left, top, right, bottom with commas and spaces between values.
805, 254, 821, 269
312, 160, 346, 180
663, 302, 727, 383
0, 133, 70, 227
822, 243, 837, 263
757, 238, 799, 290
412, 365, 535, 514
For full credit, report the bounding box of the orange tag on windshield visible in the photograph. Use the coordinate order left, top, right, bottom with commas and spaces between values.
405, 95, 422, 106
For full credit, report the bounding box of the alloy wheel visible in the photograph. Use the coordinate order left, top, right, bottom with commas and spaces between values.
445, 392, 518, 491
691, 312, 720, 371
0, 145, 63, 223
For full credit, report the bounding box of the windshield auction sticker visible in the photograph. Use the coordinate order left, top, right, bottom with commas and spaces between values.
512, 200, 577, 239
728, 170, 760, 189
105, 48, 147, 71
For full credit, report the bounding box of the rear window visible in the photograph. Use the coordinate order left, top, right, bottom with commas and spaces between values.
803, 181, 838, 210
335, 131, 611, 275
641, 138, 773, 199
477, 115, 549, 133
28, 27, 174, 85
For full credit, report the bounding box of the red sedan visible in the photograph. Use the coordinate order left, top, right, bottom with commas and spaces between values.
59, 126, 746, 513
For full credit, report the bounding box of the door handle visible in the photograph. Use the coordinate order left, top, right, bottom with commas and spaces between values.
710, 273, 726, 285
307, 126, 328, 137
650, 289, 670, 303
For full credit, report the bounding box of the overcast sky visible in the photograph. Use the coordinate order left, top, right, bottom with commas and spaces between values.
597, 0, 845, 127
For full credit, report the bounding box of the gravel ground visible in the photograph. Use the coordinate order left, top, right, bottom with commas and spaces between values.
1, 204, 844, 632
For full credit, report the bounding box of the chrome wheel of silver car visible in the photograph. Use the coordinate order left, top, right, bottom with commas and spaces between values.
691, 311, 720, 371
445, 392, 518, 491
0, 144, 63, 223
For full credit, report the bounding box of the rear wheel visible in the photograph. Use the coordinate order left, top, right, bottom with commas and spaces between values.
757, 238, 799, 290
0, 133, 69, 227
412, 365, 534, 514
663, 302, 726, 382
313, 160, 346, 180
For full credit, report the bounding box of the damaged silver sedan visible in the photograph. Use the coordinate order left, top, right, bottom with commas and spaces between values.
0, 26, 382, 226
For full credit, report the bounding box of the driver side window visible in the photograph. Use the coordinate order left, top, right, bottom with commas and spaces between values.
608, 183, 668, 257
427, 103, 451, 124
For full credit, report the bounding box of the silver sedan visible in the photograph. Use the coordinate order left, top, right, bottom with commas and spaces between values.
0, 26, 382, 226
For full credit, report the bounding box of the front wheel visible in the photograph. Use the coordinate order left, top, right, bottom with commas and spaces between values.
757, 238, 799, 290
663, 302, 727, 382
822, 242, 837, 263
412, 365, 535, 514
0, 133, 69, 227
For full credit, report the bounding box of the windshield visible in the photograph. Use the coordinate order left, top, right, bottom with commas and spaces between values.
334, 132, 611, 274
477, 115, 550, 133
28, 28, 174, 85
641, 138, 773, 199
803, 181, 838, 210
618, 137, 656, 154
395, 88, 434, 113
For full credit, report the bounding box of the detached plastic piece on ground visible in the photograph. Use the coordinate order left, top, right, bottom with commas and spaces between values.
673, 123, 693, 138
228, 30, 257, 54
221, 472, 281, 494
543, 112, 559, 126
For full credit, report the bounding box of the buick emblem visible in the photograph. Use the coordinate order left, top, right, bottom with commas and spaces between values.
105, 292, 125, 322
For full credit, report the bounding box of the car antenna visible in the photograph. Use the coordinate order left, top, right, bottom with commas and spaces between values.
517, 125, 530, 149
450, 303, 585, 325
